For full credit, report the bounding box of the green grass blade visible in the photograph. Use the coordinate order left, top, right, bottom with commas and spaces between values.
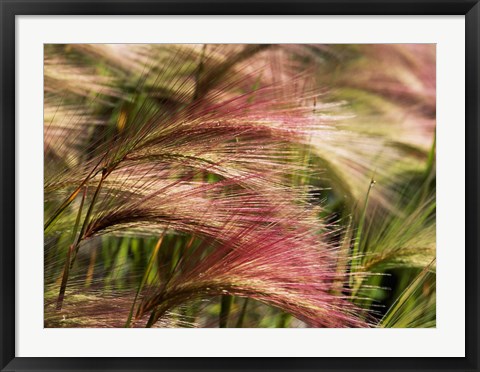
125, 234, 165, 327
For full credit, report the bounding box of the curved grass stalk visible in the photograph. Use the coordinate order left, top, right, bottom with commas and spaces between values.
55, 187, 86, 310
125, 233, 165, 327
380, 259, 435, 328
56, 173, 106, 309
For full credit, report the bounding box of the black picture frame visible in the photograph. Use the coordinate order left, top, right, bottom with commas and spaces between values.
1, 1, 478, 371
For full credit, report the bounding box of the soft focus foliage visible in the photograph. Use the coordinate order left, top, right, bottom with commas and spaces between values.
44, 44, 436, 328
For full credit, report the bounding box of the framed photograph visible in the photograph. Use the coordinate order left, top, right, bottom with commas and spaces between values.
1, 1, 478, 371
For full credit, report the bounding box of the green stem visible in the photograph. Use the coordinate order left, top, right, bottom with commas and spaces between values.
125, 235, 164, 327
219, 295, 233, 328
70, 173, 106, 267
235, 298, 249, 328
55, 187, 87, 311
70, 187, 87, 242
332, 216, 353, 296
350, 179, 375, 293
55, 244, 75, 310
